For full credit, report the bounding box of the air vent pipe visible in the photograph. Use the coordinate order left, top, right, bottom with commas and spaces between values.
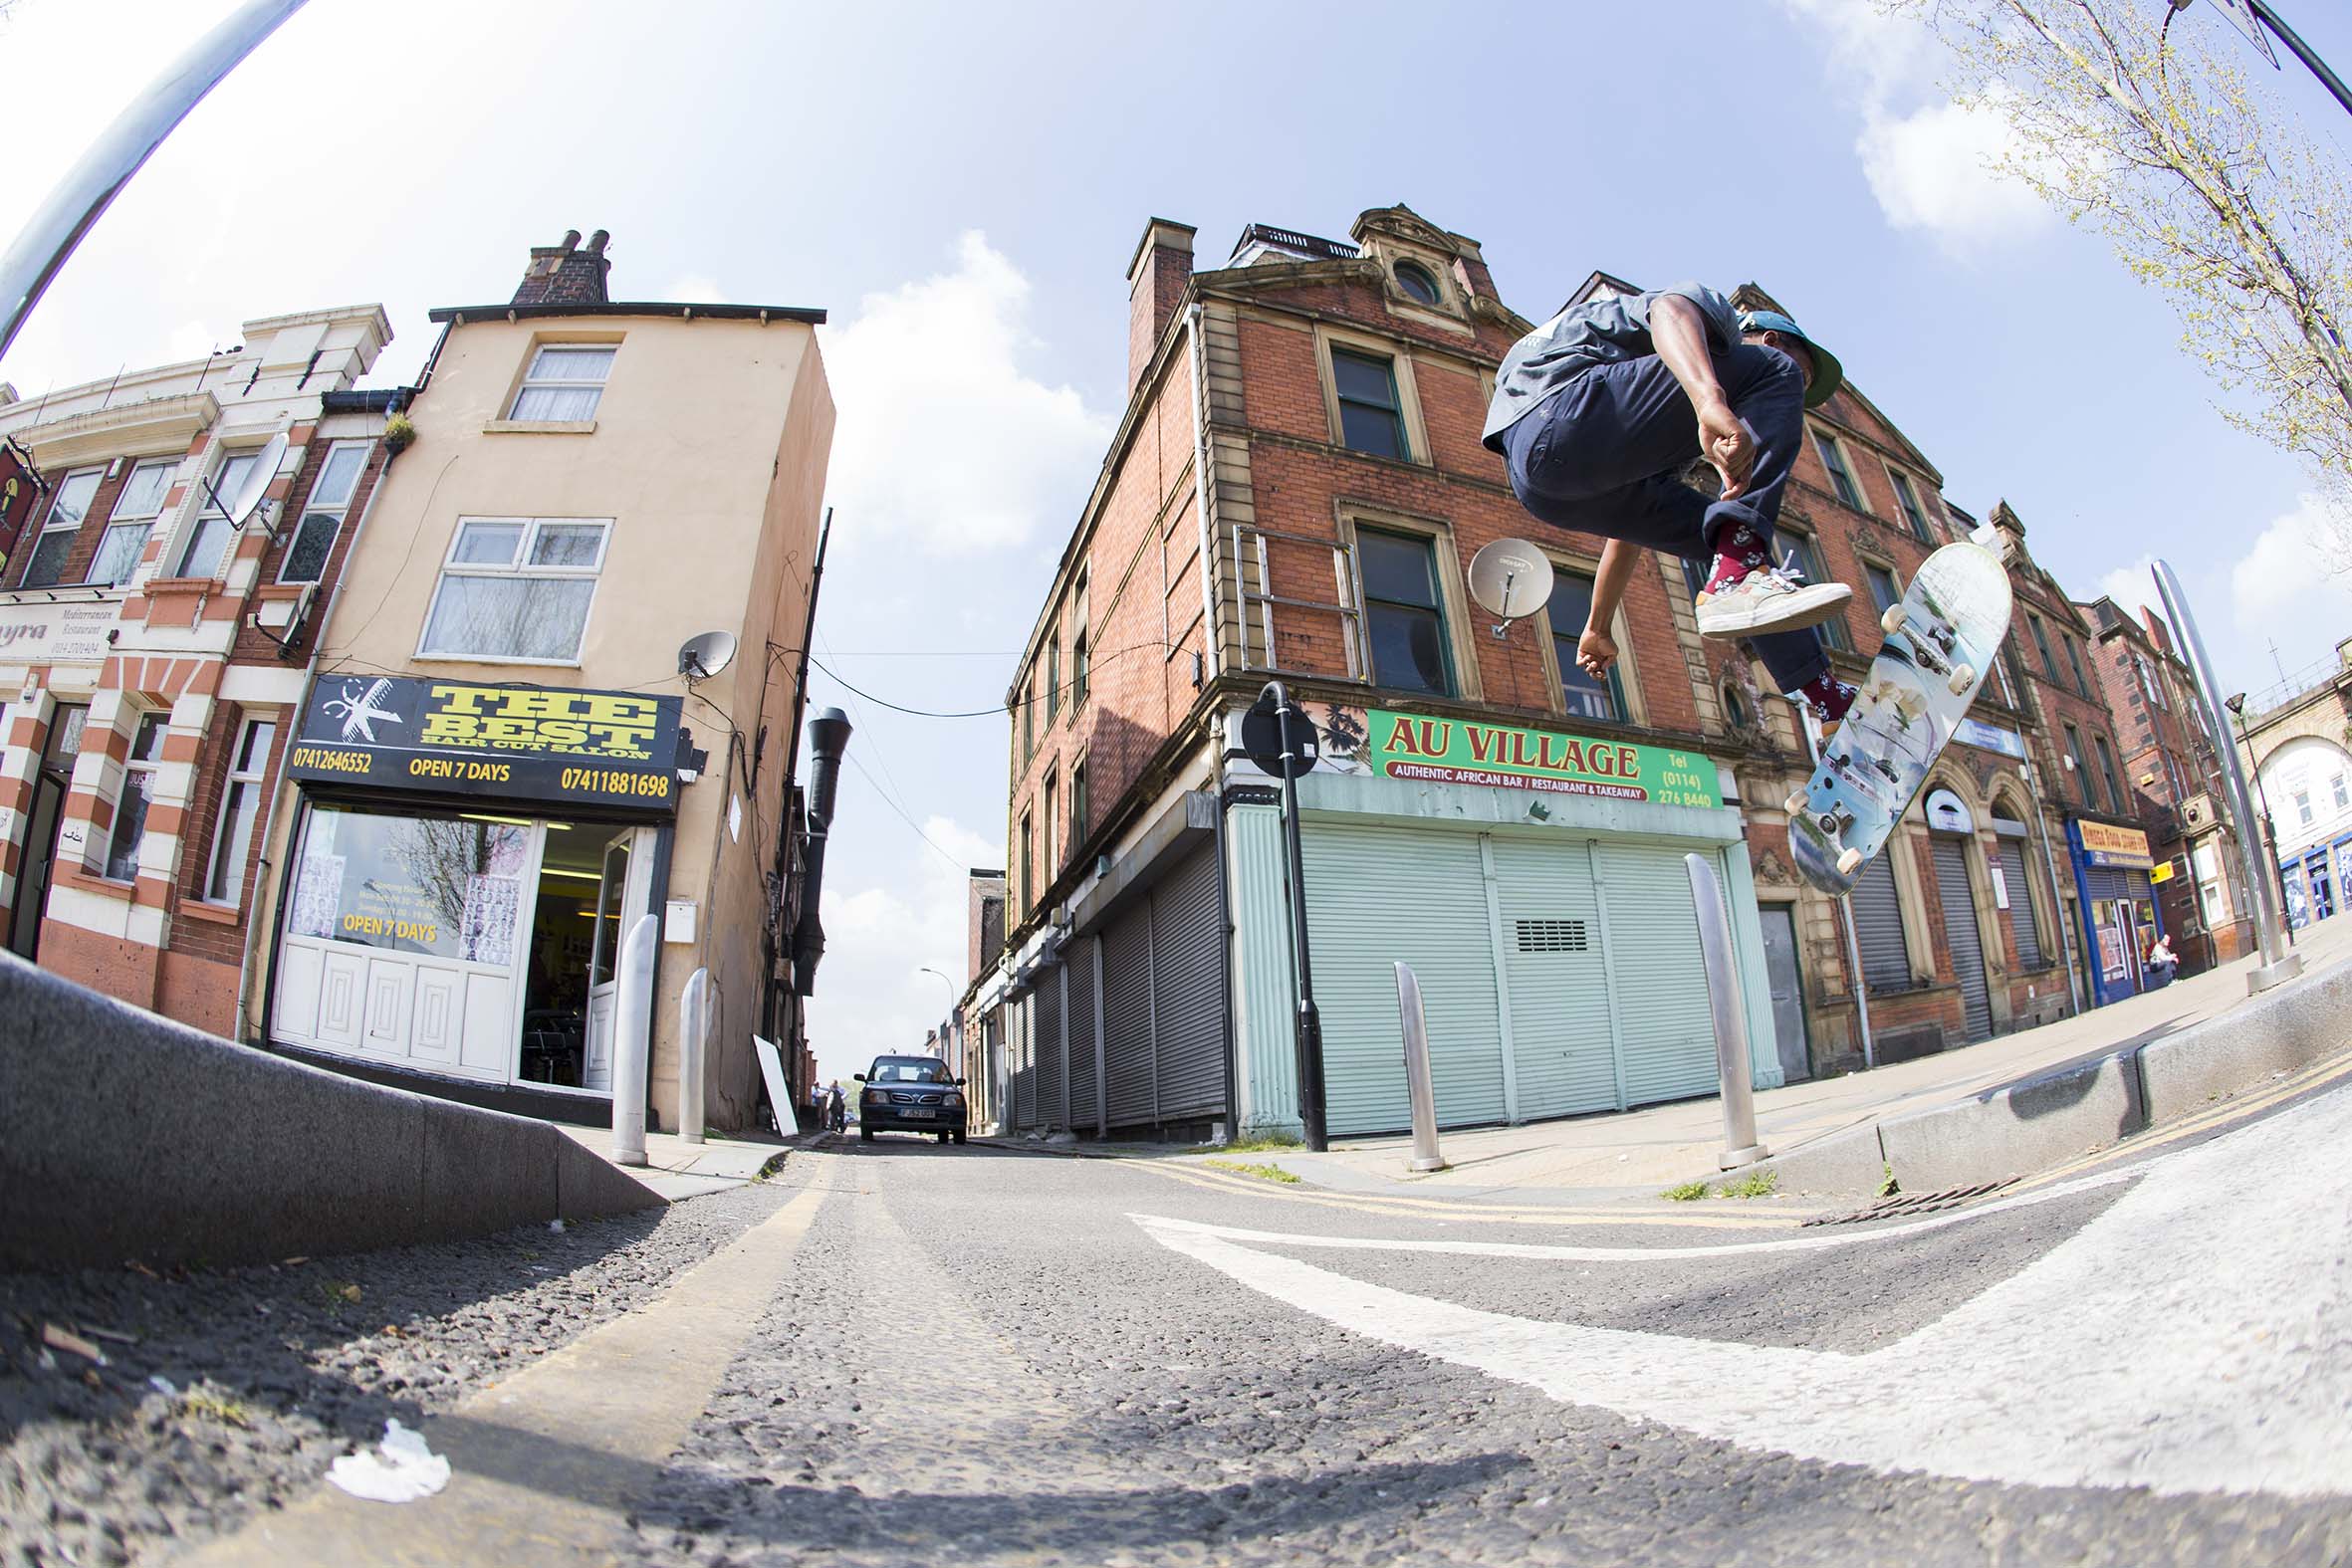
792, 708, 852, 994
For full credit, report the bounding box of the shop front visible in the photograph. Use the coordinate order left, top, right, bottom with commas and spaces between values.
2068, 816, 2163, 1007
2278, 835, 2352, 930
1229, 703, 1777, 1140
268, 675, 682, 1107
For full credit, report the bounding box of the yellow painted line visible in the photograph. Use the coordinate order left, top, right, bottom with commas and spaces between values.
1125, 1155, 1804, 1231
181, 1184, 832, 1566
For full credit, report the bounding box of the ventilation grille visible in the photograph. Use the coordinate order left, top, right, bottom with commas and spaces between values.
1515, 918, 1589, 953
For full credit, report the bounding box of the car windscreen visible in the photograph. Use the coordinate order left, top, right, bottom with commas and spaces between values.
869, 1059, 949, 1083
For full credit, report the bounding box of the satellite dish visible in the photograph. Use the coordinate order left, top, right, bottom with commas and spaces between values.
224, 432, 288, 529
1468, 539, 1554, 622
678, 629, 738, 680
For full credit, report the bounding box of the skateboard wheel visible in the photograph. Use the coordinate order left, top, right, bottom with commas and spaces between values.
1783, 789, 1808, 814
1835, 846, 1865, 876
1879, 604, 1907, 637
1947, 663, 1975, 696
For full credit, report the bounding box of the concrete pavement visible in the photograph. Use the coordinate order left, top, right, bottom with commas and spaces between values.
558, 1123, 797, 1203
1196, 916, 2352, 1202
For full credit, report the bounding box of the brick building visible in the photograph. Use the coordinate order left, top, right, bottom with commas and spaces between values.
0, 307, 393, 1034
955, 867, 1007, 1130
972, 206, 2082, 1143
2078, 594, 2254, 972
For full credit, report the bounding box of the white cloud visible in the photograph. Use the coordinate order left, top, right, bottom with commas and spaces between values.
164, 320, 223, 363
1777, 0, 2054, 253
2094, 555, 2164, 624
2224, 494, 2352, 693
1857, 99, 2053, 251
819, 230, 1111, 555
663, 273, 724, 303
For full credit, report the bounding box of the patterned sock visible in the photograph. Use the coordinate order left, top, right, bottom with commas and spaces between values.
1700, 524, 1771, 596
1797, 672, 1857, 724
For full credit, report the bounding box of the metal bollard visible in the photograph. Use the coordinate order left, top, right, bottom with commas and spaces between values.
1685, 854, 1769, 1170
1392, 962, 1448, 1173
609, 913, 658, 1167
678, 967, 709, 1145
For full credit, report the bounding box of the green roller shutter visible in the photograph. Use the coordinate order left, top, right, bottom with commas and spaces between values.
1302, 820, 1506, 1137
1490, 834, 1619, 1120
1595, 842, 1722, 1106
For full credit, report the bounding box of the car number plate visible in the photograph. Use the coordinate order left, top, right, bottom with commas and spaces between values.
904, 1107, 935, 1118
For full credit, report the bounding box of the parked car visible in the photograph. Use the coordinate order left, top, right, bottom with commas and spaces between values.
855, 1055, 968, 1144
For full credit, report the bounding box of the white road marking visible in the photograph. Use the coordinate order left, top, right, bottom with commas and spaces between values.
1137, 1086, 2352, 1497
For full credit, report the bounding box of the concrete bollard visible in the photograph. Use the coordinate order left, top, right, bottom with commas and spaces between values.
1392, 962, 1448, 1173
610, 913, 658, 1167
678, 966, 709, 1146
1685, 853, 1768, 1171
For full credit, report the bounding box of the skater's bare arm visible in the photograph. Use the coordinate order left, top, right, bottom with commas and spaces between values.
1650, 295, 1754, 500
1577, 540, 1643, 677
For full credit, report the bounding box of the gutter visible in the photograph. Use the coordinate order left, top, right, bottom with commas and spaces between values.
1185, 303, 1221, 687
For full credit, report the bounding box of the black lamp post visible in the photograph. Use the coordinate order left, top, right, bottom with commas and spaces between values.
2226, 693, 2298, 938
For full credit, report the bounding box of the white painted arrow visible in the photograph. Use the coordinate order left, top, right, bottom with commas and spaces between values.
1137, 1086, 2352, 1498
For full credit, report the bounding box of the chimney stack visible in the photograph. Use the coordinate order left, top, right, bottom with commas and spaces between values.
512, 228, 613, 307
1126, 218, 1196, 396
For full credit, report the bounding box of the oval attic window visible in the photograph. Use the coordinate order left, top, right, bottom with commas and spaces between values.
1395, 261, 1443, 307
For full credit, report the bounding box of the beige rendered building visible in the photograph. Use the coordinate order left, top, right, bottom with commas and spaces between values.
243, 233, 834, 1132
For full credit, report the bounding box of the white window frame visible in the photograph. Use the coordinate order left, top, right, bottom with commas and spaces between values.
19, 468, 101, 588
204, 716, 277, 906
175, 449, 262, 579
507, 343, 615, 422
87, 458, 175, 587
278, 440, 369, 584
416, 516, 611, 665
104, 712, 167, 882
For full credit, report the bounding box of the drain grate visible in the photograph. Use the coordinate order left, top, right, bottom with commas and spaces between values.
1800, 1176, 2018, 1228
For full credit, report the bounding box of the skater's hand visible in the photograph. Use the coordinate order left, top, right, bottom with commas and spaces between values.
1697, 398, 1755, 500
1577, 625, 1618, 678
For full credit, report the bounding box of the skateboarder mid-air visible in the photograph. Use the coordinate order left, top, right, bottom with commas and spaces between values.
1483, 283, 1859, 732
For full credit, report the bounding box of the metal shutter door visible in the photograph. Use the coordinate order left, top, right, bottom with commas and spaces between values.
1101, 899, 1156, 1129
1996, 840, 2043, 968
1303, 821, 1506, 1137
1850, 852, 1912, 991
1596, 843, 1722, 1107
1933, 838, 1993, 1040
1034, 960, 1065, 1129
1491, 835, 1619, 1120
1150, 844, 1227, 1124
1012, 993, 1036, 1131
1065, 935, 1100, 1134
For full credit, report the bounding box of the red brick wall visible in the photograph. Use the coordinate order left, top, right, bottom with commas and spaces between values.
229, 435, 388, 665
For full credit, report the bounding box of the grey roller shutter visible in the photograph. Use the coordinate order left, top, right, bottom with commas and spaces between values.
1012, 993, 1036, 1131
1065, 935, 1100, 1135
1849, 852, 1911, 992
1302, 821, 1506, 1137
1491, 835, 1618, 1120
1933, 838, 1993, 1040
1102, 898, 1155, 1129
1150, 843, 1227, 1124
1996, 839, 2043, 969
1035, 962, 1064, 1129
1596, 843, 1723, 1107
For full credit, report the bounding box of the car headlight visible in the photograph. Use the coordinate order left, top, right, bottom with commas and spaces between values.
944, 1092, 964, 1108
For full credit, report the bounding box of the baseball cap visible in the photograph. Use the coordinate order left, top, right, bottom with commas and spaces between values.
1739, 309, 1844, 407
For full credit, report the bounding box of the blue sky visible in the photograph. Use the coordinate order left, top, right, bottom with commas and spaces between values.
4, 0, 2348, 1081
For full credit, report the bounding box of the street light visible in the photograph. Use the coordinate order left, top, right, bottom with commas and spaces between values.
2171, 0, 2352, 119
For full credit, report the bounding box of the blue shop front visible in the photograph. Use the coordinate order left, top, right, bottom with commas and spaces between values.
2067, 816, 2164, 1006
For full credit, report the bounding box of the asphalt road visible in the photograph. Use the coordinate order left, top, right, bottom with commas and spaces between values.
623, 1081, 2352, 1567
8, 1079, 2348, 1566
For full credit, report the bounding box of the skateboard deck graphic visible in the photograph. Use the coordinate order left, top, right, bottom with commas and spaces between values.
1786, 541, 2013, 897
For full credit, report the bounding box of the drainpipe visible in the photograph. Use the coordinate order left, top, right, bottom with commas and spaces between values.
1185, 304, 1221, 686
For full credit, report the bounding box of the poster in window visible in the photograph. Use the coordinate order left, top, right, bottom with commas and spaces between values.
2096, 914, 2129, 981
461, 873, 522, 966
291, 854, 344, 939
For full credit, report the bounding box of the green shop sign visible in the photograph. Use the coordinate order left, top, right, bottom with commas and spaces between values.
1365, 709, 1723, 809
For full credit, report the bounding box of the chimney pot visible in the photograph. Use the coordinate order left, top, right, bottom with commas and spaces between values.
561, 229, 582, 251
588, 229, 610, 254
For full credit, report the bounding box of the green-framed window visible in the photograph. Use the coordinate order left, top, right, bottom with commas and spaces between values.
1332, 348, 1408, 461
1357, 528, 1454, 696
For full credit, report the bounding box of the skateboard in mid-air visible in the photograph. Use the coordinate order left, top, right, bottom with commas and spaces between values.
1785, 539, 2013, 896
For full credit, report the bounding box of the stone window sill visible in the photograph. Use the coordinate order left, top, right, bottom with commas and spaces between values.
179, 902, 242, 926
483, 419, 596, 436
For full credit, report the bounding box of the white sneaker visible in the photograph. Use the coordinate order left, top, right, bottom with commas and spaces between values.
1694, 567, 1853, 638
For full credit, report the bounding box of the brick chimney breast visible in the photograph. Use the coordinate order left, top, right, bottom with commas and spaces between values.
1126, 218, 1196, 397
512, 228, 613, 307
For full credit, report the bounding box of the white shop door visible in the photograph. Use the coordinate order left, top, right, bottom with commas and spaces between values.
583, 825, 656, 1093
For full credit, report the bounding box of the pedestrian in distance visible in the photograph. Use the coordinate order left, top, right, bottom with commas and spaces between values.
1484, 283, 1860, 733
824, 1080, 847, 1133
